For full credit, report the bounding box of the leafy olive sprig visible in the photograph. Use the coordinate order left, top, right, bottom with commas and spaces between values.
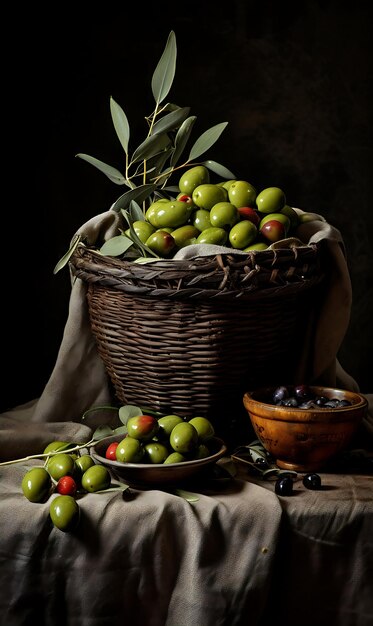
231, 440, 299, 480
54, 30, 235, 273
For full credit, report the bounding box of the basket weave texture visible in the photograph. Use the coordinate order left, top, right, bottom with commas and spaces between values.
70, 243, 324, 432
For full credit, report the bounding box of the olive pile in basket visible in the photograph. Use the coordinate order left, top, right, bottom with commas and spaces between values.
114, 165, 304, 258
109, 414, 216, 464
136, 166, 296, 255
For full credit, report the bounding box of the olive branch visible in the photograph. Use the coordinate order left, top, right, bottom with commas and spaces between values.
54, 30, 235, 273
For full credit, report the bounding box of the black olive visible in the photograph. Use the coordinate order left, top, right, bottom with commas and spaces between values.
284, 397, 298, 407
273, 386, 289, 404
275, 476, 294, 496
294, 384, 312, 401
302, 473, 322, 489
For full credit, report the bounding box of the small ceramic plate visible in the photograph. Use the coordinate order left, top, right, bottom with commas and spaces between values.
91, 435, 228, 486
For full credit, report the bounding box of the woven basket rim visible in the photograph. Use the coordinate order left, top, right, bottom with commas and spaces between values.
69, 241, 324, 301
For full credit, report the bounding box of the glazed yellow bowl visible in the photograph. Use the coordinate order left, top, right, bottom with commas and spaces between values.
243, 386, 368, 472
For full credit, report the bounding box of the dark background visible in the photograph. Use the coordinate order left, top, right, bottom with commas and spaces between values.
2, 0, 372, 412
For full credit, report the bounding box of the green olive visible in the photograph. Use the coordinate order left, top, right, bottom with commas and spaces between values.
81, 464, 111, 492
191, 209, 212, 232
155, 227, 174, 234
74, 454, 95, 479
209, 202, 239, 230
188, 417, 215, 441
192, 184, 227, 210
49, 495, 80, 532
220, 179, 236, 191
281, 205, 300, 229
116, 436, 144, 463
256, 187, 286, 214
243, 242, 269, 251
157, 415, 184, 439
43, 441, 71, 454
131, 220, 155, 243
22, 467, 52, 502
196, 227, 228, 246
171, 225, 200, 248
228, 180, 257, 208
47, 453, 75, 481
229, 221, 258, 249
170, 422, 199, 454
195, 444, 211, 459
145, 230, 176, 256
145, 198, 169, 223
178, 165, 210, 196
163, 452, 186, 464
144, 442, 170, 464
148, 200, 193, 229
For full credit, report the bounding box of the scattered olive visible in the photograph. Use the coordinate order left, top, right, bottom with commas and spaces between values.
275, 476, 294, 496
303, 473, 322, 490
22, 467, 52, 503
49, 495, 80, 532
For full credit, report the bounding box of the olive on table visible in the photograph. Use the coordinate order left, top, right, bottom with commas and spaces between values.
47, 453, 75, 481
22, 467, 52, 503
275, 476, 294, 496
303, 473, 322, 490
49, 495, 80, 532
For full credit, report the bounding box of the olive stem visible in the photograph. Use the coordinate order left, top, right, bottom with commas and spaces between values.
0, 439, 98, 467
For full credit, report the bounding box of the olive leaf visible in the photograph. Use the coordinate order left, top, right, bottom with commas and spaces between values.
53, 234, 82, 274
202, 159, 236, 179
121, 209, 159, 258
151, 106, 190, 136
75, 153, 128, 185
92, 425, 116, 440
129, 200, 145, 222
188, 122, 228, 162
110, 96, 130, 154
151, 30, 177, 105
92, 482, 131, 493
130, 133, 171, 165
99, 235, 134, 257
118, 404, 143, 425
144, 150, 174, 182
173, 489, 199, 502
110, 184, 156, 213
171, 115, 197, 167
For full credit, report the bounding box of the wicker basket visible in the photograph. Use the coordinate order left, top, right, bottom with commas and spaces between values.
70, 243, 324, 439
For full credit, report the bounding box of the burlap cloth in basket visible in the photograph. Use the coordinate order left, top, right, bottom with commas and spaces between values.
0, 207, 372, 441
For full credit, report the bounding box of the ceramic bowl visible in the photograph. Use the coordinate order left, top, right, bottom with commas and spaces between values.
91, 434, 227, 486
243, 386, 368, 472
